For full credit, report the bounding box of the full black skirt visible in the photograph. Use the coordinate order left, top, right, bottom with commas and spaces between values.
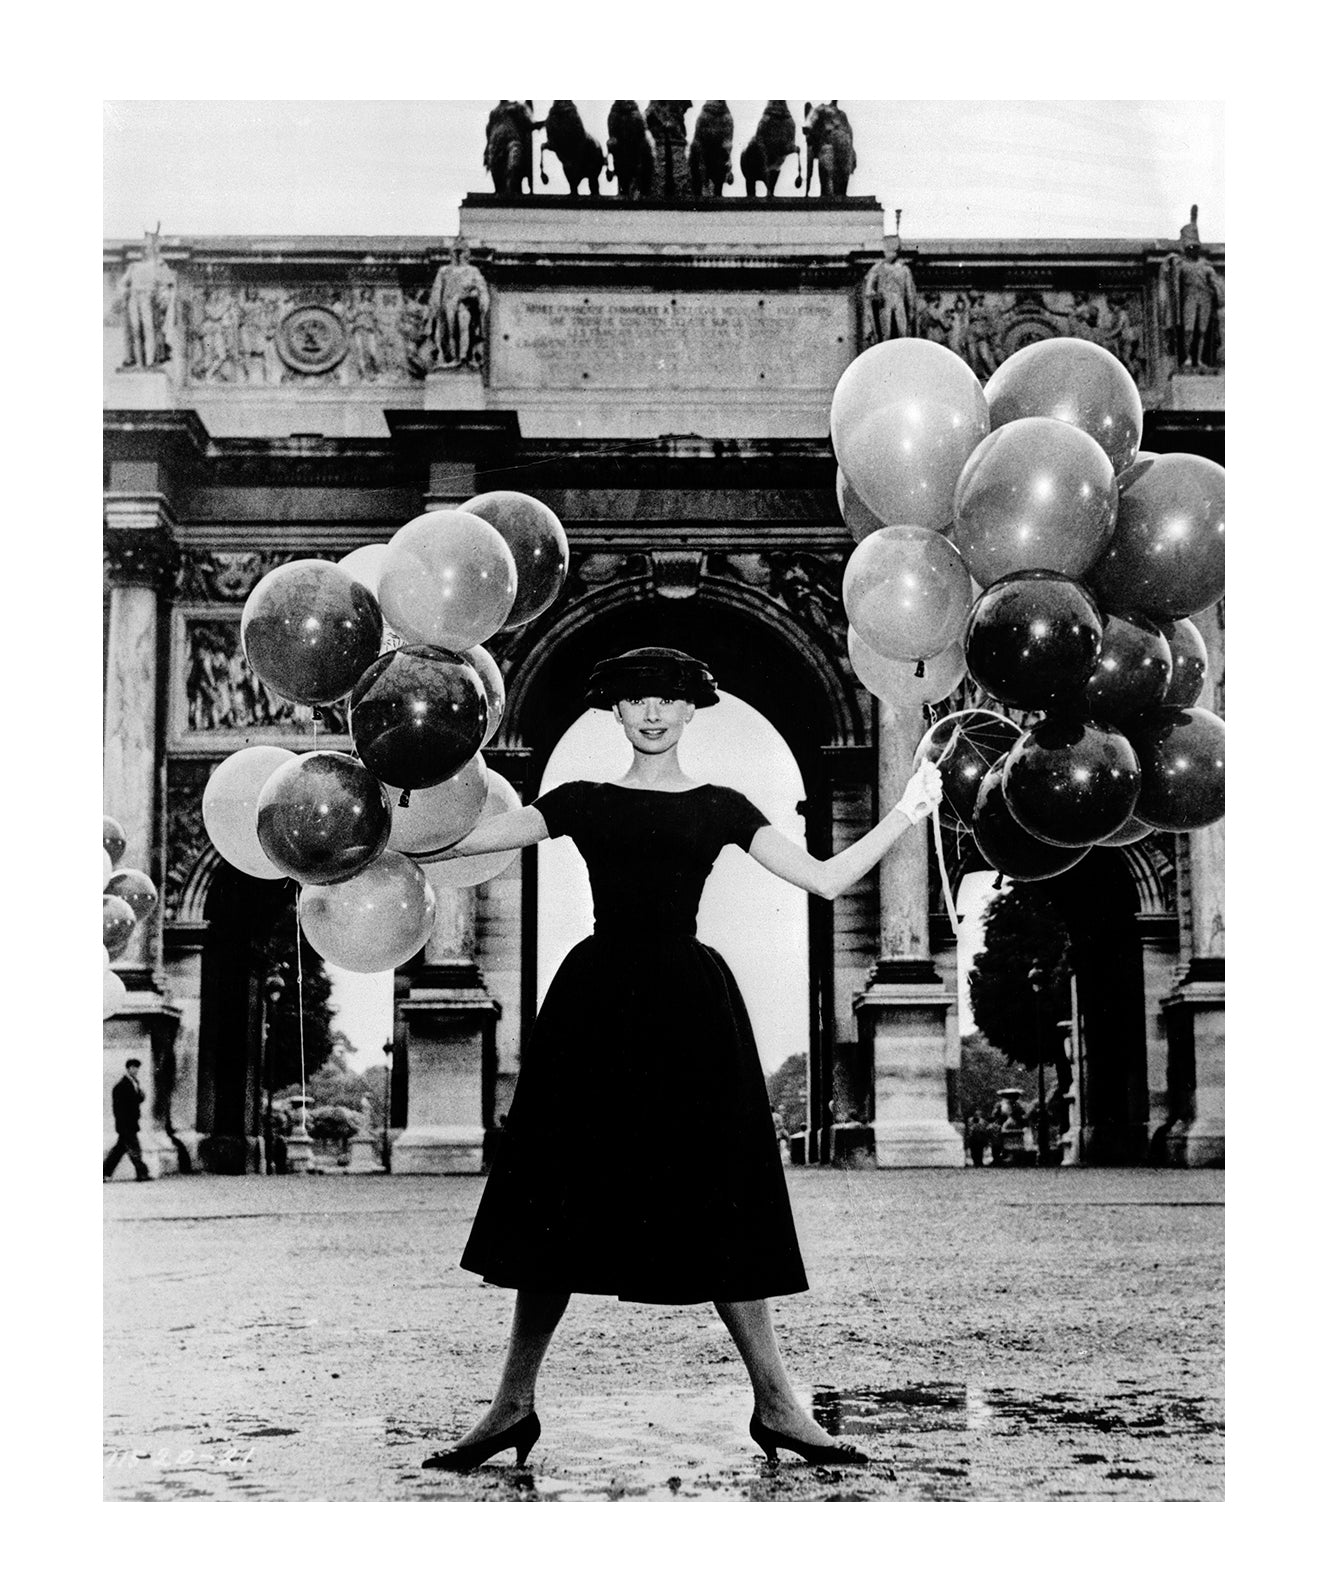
460, 931, 808, 1304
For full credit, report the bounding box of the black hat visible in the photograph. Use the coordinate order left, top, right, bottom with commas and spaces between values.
585, 647, 719, 709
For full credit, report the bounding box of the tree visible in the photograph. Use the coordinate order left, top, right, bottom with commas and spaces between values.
959, 1031, 1020, 1121
967, 885, 1071, 1069
765, 1053, 808, 1134
259, 911, 336, 1092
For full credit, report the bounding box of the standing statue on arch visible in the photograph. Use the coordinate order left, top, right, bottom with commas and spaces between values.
646, 101, 694, 197
1160, 205, 1224, 372
863, 230, 918, 342
116, 225, 177, 370
429, 242, 490, 369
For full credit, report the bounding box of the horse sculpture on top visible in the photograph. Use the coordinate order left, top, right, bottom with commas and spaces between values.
689, 101, 735, 197
802, 101, 856, 196
538, 100, 606, 195
484, 100, 536, 197
740, 101, 802, 197
606, 100, 654, 198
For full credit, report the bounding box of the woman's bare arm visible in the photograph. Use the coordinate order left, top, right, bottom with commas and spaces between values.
747, 810, 918, 902
425, 805, 550, 860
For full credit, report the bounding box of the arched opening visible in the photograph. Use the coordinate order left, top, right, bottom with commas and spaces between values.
536, 693, 809, 1075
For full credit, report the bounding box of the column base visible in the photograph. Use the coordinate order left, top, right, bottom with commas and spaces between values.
344, 1136, 385, 1173
870, 1118, 965, 1168
390, 1124, 485, 1174
855, 970, 963, 1170
1162, 958, 1225, 1169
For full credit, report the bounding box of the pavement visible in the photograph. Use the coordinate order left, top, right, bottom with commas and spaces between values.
103, 1165, 1224, 1502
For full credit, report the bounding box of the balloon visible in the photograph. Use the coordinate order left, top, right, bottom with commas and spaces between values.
256, 751, 392, 885
103, 894, 137, 960
203, 746, 298, 880
836, 467, 886, 542
1162, 618, 1209, 708
848, 627, 965, 709
983, 336, 1143, 475
465, 644, 507, 747
971, 761, 1091, 882
1001, 717, 1142, 847
300, 850, 437, 975
829, 339, 990, 531
913, 708, 1024, 828
1071, 613, 1173, 724
1126, 706, 1225, 831
103, 970, 127, 1019
964, 572, 1104, 711
240, 559, 383, 706
842, 525, 973, 662
103, 849, 113, 888
103, 816, 127, 867
348, 645, 487, 791
421, 772, 523, 888
1085, 454, 1226, 621
337, 542, 389, 597
102, 945, 111, 972
950, 417, 1118, 586
387, 753, 490, 859
378, 510, 518, 652
1098, 813, 1154, 848
103, 868, 158, 924
461, 491, 569, 628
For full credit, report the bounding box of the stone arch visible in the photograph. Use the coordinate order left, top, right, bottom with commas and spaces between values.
1120, 838, 1175, 915
176, 844, 225, 926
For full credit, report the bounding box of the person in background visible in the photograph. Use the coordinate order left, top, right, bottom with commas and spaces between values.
104, 1059, 151, 1182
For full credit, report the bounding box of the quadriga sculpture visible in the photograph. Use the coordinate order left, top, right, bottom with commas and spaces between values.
646, 101, 694, 197
740, 101, 802, 197
803, 101, 856, 196
539, 101, 606, 195
606, 100, 655, 198
484, 100, 536, 197
689, 101, 735, 197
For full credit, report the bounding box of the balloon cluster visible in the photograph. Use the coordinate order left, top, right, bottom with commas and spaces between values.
833, 336, 1225, 881
201, 493, 569, 972
102, 815, 159, 1017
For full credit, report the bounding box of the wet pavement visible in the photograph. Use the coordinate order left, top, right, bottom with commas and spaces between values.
103, 1168, 1223, 1501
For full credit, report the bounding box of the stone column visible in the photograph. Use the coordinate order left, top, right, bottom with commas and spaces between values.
103, 496, 181, 1174
391, 886, 501, 1173
852, 700, 962, 1167
1164, 598, 1225, 1166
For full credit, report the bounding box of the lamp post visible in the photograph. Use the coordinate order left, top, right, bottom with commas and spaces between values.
1027, 964, 1050, 1166
381, 1038, 394, 1174
261, 967, 285, 1175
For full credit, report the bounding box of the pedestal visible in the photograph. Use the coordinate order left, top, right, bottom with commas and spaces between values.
855, 964, 963, 1168
1162, 959, 1225, 1167
392, 971, 500, 1174
423, 367, 487, 410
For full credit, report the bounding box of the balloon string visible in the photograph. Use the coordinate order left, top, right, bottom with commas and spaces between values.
295, 887, 308, 1124
932, 807, 962, 943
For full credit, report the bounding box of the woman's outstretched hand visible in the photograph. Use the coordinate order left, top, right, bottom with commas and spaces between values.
896, 761, 944, 823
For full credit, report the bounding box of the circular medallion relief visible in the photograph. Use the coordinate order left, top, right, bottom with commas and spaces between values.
275, 305, 349, 374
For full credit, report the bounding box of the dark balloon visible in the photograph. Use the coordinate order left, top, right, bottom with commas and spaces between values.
241, 559, 384, 706
461, 491, 570, 628
1002, 716, 1142, 847
1085, 453, 1225, 622
971, 761, 1091, 882
964, 571, 1104, 711
103, 894, 137, 960
1162, 618, 1209, 708
103, 868, 159, 924
256, 751, 392, 885
103, 816, 127, 867
950, 416, 1118, 586
348, 645, 487, 791
913, 708, 1024, 828
1097, 813, 1154, 847
1126, 706, 1225, 831
984, 336, 1144, 474
1070, 612, 1173, 724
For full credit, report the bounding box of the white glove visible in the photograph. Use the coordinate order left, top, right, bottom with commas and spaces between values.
896, 761, 944, 823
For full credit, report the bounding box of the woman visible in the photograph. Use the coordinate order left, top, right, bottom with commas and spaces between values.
422, 646, 943, 1471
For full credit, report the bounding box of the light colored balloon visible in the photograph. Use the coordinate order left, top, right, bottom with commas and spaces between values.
103, 849, 114, 888
300, 850, 437, 975
103, 970, 127, 1020
337, 542, 390, 597
421, 772, 523, 888
836, 466, 887, 542
378, 510, 518, 652
465, 644, 507, 746
830, 339, 990, 531
848, 627, 966, 708
842, 524, 974, 661
984, 336, 1143, 476
387, 754, 490, 858
203, 745, 298, 880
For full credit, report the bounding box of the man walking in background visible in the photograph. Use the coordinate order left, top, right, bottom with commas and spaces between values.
104, 1059, 151, 1182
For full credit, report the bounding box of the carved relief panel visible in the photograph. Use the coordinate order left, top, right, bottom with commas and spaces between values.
915, 288, 1148, 384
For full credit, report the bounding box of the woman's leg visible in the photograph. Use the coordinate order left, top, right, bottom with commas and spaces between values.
449, 1288, 570, 1445
715, 1298, 837, 1445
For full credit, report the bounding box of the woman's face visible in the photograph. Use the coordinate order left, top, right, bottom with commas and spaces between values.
613, 695, 695, 755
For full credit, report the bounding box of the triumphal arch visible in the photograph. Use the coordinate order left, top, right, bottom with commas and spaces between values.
103, 193, 1225, 1174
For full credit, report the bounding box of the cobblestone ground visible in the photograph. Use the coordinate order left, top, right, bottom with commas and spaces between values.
103, 1167, 1224, 1502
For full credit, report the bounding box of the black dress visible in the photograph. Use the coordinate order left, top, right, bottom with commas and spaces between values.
460, 780, 809, 1305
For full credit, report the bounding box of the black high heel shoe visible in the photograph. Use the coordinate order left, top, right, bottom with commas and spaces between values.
749, 1412, 869, 1466
421, 1411, 541, 1471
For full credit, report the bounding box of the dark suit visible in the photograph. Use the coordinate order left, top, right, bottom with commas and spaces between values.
104, 1072, 150, 1180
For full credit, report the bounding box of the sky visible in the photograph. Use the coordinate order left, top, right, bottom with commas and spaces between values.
103, 100, 1225, 244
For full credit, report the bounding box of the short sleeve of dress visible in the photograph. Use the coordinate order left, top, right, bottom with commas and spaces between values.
717, 787, 771, 851
531, 781, 593, 840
